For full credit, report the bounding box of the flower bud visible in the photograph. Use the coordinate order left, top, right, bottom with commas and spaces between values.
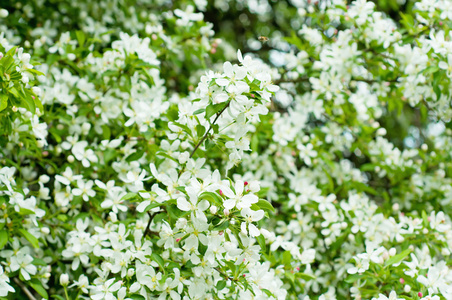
60, 273, 69, 286
39, 175, 50, 183
210, 205, 218, 214
404, 285, 411, 293
41, 227, 50, 235
109, 212, 117, 222
389, 248, 396, 257
68, 155, 75, 163
0, 9, 9, 18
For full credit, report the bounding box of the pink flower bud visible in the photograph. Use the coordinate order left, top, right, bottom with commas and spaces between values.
418, 292, 422, 297
400, 278, 405, 284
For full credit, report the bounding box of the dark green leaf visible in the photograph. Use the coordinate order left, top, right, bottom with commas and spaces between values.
216, 280, 227, 290
213, 220, 229, 231
205, 102, 228, 119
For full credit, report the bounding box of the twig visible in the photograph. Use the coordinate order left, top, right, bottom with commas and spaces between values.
189, 101, 230, 158
13, 277, 37, 300
214, 267, 238, 282
144, 211, 160, 237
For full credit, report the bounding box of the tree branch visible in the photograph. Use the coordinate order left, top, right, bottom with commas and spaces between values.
13, 277, 37, 300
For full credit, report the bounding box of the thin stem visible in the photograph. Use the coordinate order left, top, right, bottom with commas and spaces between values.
189, 101, 231, 158
63, 286, 70, 300
13, 277, 37, 300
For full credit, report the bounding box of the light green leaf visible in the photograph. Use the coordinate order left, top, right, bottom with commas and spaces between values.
385, 248, 411, 267
19, 228, 39, 248
0, 231, 8, 250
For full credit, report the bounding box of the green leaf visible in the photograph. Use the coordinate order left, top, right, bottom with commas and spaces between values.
18, 229, 39, 248
213, 220, 229, 231
0, 94, 7, 112
216, 280, 227, 290
172, 122, 193, 138
385, 248, 411, 267
422, 66, 440, 76
351, 182, 378, 196
22, 89, 36, 113
199, 192, 223, 206
422, 210, 428, 227
1, 55, 15, 72
76, 30, 86, 47
19, 207, 36, 215
344, 274, 362, 283
151, 253, 166, 274
32, 257, 48, 266
256, 234, 266, 253
121, 192, 139, 201
282, 251, 291, 267
295, 272, 316, 281
193, 108, 205, 115
142, 201, 162, 212
101, 124, 111, 140
285, 271, 295, 284
28, 279, 49, 299
0, 230, 8, 250
255, 199, 275, 213
125, 150, 144, 162
196, 124, 206, 138
205, 102, 228, 119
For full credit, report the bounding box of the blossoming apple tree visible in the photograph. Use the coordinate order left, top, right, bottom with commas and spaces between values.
1, 0, 452, 299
